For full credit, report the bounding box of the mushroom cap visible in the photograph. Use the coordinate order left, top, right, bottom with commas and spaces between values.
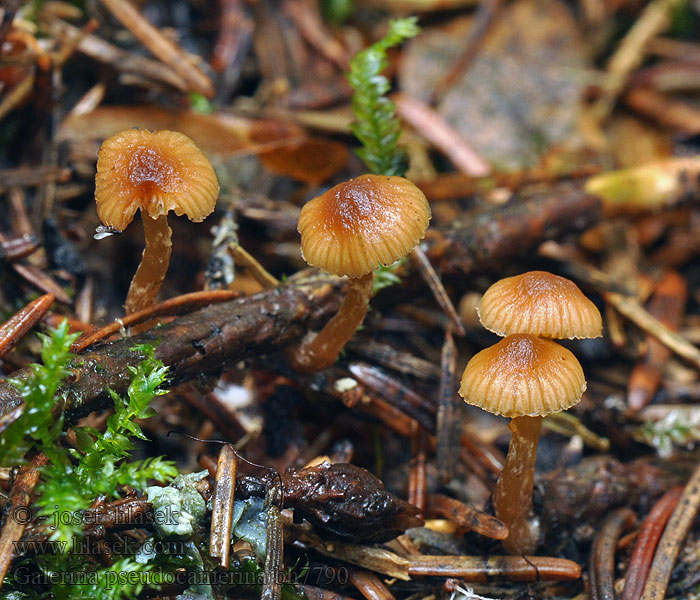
459, 334, 587, 418
298, 174, 431, 278
95, 129, 219, 231
478, 271, 602, 339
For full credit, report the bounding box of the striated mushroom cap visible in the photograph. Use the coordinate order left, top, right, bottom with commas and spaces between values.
478, 271, 602, 339
95, 129, 219, 231
298, 174, 431, 278
459, 334, 587, 418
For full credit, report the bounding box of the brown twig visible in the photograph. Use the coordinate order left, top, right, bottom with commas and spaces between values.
180, 384, 248, 444
623, 86, 700, 134
0, 0, 21, 46
622, 487, 682, 600
395, 94, 490, 176
10, 263, 71, 304
72, 290, 239, 352
212, 0, 254, 101
425, 182, 601, 277
282, 0, 349, 71
0, 273, 344, 424
354, 394, 420, 438
415, 165, 600, 202
0, 453, 49, 586
346, 339, 439, 380
604, 290, 700, 371
408, 430, 428, 517
589, 0, 680, 123
410, 246, 466, 336
348, 569, 396, 600
45, 18, 190, 92
0, 294, 55, 358
427, 494, 508, 540
589, 508, 636, 600
460, 432, 503, 476
287, 522, 411, 580
349, 363, 435, 431
98, 0, 215, 97
0, 71, 34, 121
229, 244, 280, 289
431, 0, 504, 102
408, 555, 582, 581
641, 461, 700, 599
0, 233, 39, 263
0, 165, 71, 191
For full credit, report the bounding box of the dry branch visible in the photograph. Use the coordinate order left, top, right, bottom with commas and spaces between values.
425, 182, 601, 277
0, 273, 343, 422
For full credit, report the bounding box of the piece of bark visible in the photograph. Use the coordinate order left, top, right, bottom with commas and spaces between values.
209, 444, 238, 568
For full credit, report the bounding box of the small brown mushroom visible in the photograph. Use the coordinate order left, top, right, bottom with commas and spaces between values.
294, 174, 431, 371
478, 270, 603, 339
95, 129, 219, 314
460, 334, 586, 554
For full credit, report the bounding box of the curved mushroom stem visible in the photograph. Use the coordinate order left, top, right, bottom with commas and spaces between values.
292, 271, 374, 372
493, 415, 543, 555
125, 213, 172, 315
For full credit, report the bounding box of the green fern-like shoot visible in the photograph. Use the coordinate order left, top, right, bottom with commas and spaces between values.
38, 343, 176, 545
347, 17, 420, 176
0, 320, 79, 465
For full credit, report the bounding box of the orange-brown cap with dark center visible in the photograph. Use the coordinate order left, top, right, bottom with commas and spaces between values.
478, 271, 602, 339
298, 174, 431, 278
95, 129, 219, 231
459, 334, 586, 418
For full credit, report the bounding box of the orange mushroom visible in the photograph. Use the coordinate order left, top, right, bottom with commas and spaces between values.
95, 129, 219, 314
478, 270, 602, 339
460, 334, 587, 554
294, 174, 431, 371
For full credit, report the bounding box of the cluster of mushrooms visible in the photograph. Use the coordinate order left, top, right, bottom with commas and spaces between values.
461, 271, 602, 553
93, 128, 602, 556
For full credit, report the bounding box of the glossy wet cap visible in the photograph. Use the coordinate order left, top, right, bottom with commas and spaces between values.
478, 271, 602, 339
95, 129, 219, 231
298, 174, 431, 278
459, 334, 587, 417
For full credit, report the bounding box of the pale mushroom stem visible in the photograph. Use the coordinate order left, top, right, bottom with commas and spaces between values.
293, 271, 374, 372
493, 415, 543, 555
125, 213, 173, 315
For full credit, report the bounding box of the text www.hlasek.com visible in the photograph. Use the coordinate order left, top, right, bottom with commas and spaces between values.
12, 537, 185, 557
